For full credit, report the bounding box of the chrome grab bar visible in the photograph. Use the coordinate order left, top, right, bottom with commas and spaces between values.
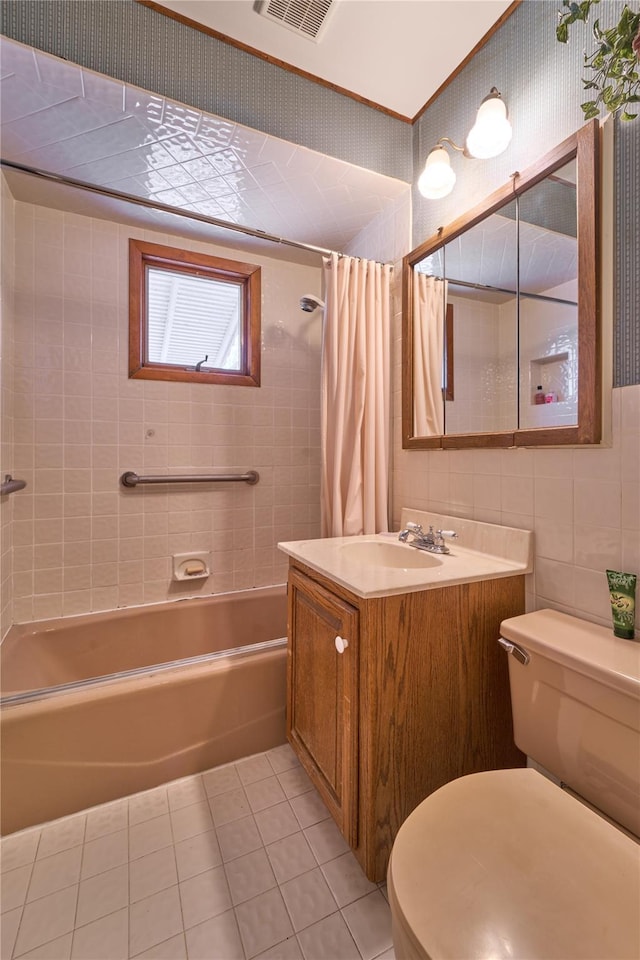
497, 636, 530, 666
1, 475, 27, 496
120, 470, 259, 488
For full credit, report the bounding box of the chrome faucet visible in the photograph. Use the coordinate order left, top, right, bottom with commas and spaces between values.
398, 522, 458, 554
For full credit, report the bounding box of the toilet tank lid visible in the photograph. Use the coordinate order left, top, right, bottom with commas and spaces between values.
500, 609, 640, 699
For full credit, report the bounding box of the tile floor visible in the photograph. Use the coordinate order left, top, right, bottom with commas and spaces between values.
0, 744, 395, 960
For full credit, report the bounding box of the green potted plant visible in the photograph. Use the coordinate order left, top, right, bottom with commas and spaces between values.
557, 0, 640, 120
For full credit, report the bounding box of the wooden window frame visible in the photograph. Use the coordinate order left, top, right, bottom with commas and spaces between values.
129, 239, 261, 386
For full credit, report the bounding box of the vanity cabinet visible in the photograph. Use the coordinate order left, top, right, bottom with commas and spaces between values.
286, 560, 526, 882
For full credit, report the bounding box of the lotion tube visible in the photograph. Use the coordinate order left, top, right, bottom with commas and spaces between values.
606, 569, 637, 640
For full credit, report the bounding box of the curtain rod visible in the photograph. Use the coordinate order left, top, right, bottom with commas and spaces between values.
1, 158, 391, 266
0, 158, 336, 257
446, 275, 577, 307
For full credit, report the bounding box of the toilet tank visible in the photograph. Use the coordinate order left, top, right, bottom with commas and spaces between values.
500, 609, 640, 838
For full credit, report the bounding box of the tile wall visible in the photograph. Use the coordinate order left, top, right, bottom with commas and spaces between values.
519, 295, 578, 431
1, 179, 16, 637
3, 191, 323, 627
444, 296, 516, 436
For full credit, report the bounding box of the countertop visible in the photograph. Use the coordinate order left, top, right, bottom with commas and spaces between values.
278, 530, 532, 599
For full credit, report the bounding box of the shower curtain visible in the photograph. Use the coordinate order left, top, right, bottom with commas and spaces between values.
413, 272, 446, 437
321, 253, 392, 538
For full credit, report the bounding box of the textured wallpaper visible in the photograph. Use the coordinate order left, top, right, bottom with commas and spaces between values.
615, 119, 639, 387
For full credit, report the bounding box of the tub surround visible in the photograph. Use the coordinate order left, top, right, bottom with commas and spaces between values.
2, 198, 322, 629
278, 510, 533, 598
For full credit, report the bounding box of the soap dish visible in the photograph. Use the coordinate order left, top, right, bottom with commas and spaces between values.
172, 552, 211, 581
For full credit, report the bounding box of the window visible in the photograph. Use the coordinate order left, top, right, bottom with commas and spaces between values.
129, 239, 261, 386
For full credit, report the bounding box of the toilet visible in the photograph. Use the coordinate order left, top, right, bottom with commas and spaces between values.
387, 608, 640, 960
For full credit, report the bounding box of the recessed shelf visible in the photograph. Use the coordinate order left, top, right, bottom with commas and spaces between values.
531, 351, 570, 366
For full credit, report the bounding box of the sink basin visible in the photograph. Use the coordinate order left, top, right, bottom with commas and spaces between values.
279, 513, 533, 598
340, 540, 442, 570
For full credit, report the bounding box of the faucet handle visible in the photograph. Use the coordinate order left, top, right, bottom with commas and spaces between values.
437, 529, 458, 539
398, 521, 424, 543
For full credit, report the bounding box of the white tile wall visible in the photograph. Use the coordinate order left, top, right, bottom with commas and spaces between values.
444, 296, 516, 435
1, 179, 16, 637
3, 195, 323, 624
391, 267, 640, 627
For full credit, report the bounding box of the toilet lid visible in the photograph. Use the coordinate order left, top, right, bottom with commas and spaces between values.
388, 769, 640, 960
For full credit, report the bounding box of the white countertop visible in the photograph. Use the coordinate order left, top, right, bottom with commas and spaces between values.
278, 517, 533, 599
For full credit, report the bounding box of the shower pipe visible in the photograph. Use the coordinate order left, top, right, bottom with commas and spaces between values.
0, 159, 392, 266
120, 470, 259, 487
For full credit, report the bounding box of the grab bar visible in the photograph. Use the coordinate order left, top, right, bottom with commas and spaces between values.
120, 470, 259, 488
1, 475, 27, 496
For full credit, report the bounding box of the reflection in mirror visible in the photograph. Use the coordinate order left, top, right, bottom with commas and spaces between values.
443, 200, 518, 436
517, 160, 578, 430
413, 250, 445, 436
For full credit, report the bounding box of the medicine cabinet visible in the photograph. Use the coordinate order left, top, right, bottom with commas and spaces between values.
402, 120, 600, 449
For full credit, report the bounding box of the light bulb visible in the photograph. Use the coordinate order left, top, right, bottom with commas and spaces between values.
418, 146, 456, 199
466, 91, 512, 159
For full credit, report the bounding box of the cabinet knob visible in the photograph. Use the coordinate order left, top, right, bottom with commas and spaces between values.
335, 635, 349, 654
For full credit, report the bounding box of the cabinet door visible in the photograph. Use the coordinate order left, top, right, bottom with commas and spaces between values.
287, 568, 359, 845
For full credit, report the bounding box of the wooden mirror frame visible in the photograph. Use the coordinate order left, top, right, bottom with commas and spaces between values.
402, 119, 600, 450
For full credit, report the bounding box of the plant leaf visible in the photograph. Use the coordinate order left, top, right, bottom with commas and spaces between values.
558, 0, 640, 119
581, 101, 600, 118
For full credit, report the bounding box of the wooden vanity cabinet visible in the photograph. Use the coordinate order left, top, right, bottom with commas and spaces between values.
286, 560, 526, 882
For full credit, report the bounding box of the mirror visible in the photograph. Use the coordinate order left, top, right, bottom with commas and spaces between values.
403, 120, 600, 449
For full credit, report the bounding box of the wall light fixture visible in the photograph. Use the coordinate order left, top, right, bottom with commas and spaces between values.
418, 88, 512, 200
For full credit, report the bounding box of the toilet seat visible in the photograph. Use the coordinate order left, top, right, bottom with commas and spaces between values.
387, 768, 640, 960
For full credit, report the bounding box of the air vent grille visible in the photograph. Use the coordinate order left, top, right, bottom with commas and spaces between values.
258, 0, 336, 41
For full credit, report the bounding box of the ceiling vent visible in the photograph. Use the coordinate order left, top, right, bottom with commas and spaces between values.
257, 0, 337, 42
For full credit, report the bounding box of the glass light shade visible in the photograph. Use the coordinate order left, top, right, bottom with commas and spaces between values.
466, 94, 512, 159
417, 146, 456, 199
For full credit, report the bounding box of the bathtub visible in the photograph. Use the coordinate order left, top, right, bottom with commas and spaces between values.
0, 585, 288, 835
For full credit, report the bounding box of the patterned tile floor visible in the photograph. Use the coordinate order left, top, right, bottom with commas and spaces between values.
0, 744, 395, 960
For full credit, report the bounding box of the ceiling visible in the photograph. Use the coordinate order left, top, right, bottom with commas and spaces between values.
0, 2, 515, 263
150, 0, 516, 119
0, 36, 408, 264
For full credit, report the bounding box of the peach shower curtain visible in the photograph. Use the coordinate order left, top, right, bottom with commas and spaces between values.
321, 253, 392, 537
413, 272, 446, 436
